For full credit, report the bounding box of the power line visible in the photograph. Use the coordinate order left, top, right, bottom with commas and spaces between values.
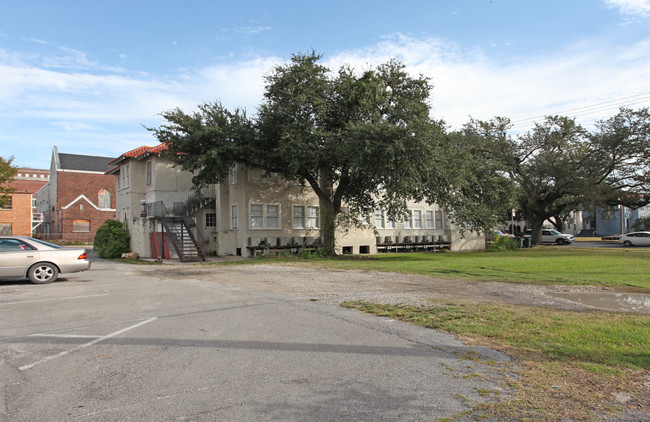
510, 92, 650, 129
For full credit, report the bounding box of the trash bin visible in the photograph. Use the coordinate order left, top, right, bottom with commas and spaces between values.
515, 236, 524, 248
523, 237, 531, 248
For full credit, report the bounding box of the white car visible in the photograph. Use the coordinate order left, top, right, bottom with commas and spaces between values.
0, 236, 91, 284
619, 231, 650, 247
541, 229, 574, 245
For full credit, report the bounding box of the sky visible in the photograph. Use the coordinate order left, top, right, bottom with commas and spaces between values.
1, 0, 650, 169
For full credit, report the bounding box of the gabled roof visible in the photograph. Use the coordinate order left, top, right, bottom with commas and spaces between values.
108, 143, 168, 166
58, 153, 114, 173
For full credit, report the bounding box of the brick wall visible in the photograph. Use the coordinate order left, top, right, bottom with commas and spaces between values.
0, 193, 33, 235
54, 172, 116, 242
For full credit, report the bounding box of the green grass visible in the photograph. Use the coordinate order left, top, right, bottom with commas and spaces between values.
262, 248, 650, 290
342, 301, 650, 370
343, 300, 650, 420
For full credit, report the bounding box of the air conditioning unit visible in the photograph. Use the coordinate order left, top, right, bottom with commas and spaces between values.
265, 237, 277, 247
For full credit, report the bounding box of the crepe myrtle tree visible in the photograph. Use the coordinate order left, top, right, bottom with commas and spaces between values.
464, 107, 650, 245
150, 52, 512, 253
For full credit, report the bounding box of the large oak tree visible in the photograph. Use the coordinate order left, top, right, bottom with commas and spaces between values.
465, 108, 650, 244
151, 52, 512, 252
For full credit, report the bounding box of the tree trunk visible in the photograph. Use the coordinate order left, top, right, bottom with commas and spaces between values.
318, 169, 337, 255
529, 218, 545, 246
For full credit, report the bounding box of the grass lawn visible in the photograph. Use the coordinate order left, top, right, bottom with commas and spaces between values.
270, 247, 650, 290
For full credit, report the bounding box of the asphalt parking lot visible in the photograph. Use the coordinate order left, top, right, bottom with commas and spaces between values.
0, 258, 510, 421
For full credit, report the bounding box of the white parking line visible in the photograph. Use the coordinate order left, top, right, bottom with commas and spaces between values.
18, 317, 157, 371
1, 294, 109, 306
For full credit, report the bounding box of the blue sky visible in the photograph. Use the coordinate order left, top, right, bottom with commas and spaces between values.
2, 0, 650, 169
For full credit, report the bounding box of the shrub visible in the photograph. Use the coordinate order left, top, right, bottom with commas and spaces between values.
631, 216, 650, 232
487, 234, 518, 252
93, 219, 130, 259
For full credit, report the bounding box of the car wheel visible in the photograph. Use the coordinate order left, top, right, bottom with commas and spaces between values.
623, 240, 632, 247
28, 263, 59, 284
556, 239, 565, 245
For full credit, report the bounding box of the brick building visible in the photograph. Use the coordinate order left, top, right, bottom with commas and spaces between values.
0, 168, 49, 236
35, 147, 116, 242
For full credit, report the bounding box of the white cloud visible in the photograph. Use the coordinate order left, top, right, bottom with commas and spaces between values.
2, 31, 650, 168
604, 0, 650, 17
325, 33, 650, 131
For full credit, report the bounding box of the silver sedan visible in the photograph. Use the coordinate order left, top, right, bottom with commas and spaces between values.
0, 236, 91, 284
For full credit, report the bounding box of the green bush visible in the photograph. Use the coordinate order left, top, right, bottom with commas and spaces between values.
487, 234, 518, 252
93, 219, 131, 259
632, 216, 650, 232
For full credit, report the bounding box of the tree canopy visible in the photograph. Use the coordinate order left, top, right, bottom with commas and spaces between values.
151, 52, 512, 252
0, 156, 17, 209
465, 108, 650, 244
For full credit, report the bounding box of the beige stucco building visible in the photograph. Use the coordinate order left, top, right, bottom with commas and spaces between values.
109, 145, 484, 260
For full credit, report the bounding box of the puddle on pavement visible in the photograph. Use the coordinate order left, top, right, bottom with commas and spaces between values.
549, 292, 650, 313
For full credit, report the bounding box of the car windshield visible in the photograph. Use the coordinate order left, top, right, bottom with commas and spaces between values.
28, 238, 63, 249
550, 230, 561, 235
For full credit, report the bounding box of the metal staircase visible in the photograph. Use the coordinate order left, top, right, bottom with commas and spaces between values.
149, 199, 209, 262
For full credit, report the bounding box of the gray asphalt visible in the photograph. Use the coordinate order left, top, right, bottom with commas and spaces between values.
0, 259, 511, 421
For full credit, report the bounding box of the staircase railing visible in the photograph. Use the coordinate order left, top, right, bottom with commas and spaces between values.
147, 200, 206, 261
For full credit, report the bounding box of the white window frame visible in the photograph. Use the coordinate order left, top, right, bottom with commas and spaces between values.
403, 210, 413, 229
292, 206, 305, 229
435, 210, 444, 229
229, 165, 238, 184
374, 210, 384, 229
249, 203, 281, 229
120, 163, 130, 189
307, 206, 319, 229
413, 210, 422, 229
250, 204, 264, 228
266, 204, 280, 229
146, 160, 153, 186
231, 204, 238, 230
425, 210, 434, 229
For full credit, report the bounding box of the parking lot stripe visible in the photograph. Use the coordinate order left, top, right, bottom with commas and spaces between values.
1, 293, 109, 306
18, 317, 157, 371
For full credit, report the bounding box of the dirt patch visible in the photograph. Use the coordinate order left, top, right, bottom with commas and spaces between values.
146, 263, 648, 314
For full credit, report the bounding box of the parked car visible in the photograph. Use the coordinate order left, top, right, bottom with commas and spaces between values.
525, 229, 575, 245
619, 231, 650, 247
486, 230, 515, 242
0, 236, 91, 284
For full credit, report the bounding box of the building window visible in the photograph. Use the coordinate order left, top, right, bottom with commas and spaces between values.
293, 206, 305, 229
72, 220, 90, 233
0, 196, 11, 210
307, 206, 319, 228
435, 210, 444, 229
120, 163, 130, 188
146, 161, 153, 185
250, 204, 264, 228
374, 210, 384, 229
413, 210, 422, 229
426, 210, 434, 229
98, 189, 111, 209
231, 205, 238, 230
206, 213, 216, 227
403, 210, 413, 229
229, 165, 238, 184
267, 205, 279, 228
0, 223, 11, 234
385, 213, 395, 229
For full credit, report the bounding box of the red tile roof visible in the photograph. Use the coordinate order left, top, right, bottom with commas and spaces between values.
108, 143, 169, 165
